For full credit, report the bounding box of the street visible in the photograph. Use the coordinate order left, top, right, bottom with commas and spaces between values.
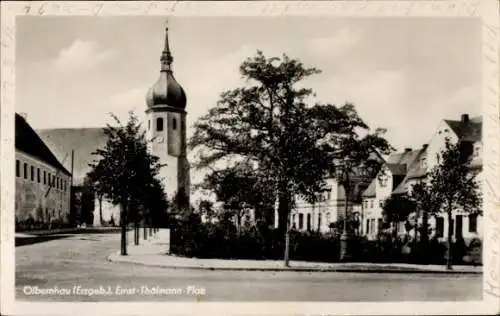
16, 233, 482, 302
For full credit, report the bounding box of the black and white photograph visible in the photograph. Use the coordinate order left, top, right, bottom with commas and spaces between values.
1, 1, 499, 315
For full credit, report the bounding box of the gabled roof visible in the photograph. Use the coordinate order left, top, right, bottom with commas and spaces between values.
361, 180, 376, 198
444, 117, 482, 142
37, 127, 108, 186
15, 113, 71, 176
392, 148, 427, 194
362, 148, 423, 198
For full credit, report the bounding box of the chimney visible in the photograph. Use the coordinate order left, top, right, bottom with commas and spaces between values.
422, 144, 428, 149
19, 112, 27, 120
461, 114, 469, 123
404, 148, 412, 152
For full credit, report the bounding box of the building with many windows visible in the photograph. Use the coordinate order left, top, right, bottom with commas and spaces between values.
15, 113, 72, 229
361, 113, 483, 244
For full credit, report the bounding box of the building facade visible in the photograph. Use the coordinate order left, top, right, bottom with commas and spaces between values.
361, 113, 483, 244
15, 113, 72, 229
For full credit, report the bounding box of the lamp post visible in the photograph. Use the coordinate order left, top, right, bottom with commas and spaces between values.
335, 157, 352, 261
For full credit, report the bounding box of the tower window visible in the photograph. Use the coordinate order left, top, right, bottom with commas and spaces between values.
156, 118, 164, 131
23, 163, 28, 179
31, 166, 34, 181
37, 168, 40, 183
16, 160, 20, 177
43, 171, 46, 185
172, 118, 177, 130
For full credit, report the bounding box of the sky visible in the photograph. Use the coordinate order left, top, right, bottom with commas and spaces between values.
16, 16, 482, 152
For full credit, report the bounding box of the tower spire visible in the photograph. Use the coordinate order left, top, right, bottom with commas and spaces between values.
160, 20, 173, 72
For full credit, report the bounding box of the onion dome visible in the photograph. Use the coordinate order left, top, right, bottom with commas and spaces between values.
146, 25, 187, 110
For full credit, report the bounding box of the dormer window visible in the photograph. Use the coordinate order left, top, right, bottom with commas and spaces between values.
421, 157, 427, 169
156, 118, 164, 132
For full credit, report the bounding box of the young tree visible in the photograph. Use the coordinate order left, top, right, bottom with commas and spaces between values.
189, 51, 392, 266
382, 193, 416, 240
408, 180, 443, 246
88, 112, 164, 255
429, 139, 482, 270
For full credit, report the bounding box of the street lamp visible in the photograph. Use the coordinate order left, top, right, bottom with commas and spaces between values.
335, 157, 353, 261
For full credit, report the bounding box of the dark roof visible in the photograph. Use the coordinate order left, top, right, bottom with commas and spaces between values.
392, 148, 427, 194
15, 114, 71, 176
362, 180, 376, 198
386, 163, 407, 176
444, 117, 482, 142
36, 128, 108, 186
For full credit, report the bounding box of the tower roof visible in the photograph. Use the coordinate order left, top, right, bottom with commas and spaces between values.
146, 24, 187, 110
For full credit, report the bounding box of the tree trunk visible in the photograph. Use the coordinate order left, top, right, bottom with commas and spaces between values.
134, 221, 139, 246
446, 207, 453, 270
120, 203, 127, 256
99, 196, 103, 226
422, 210, 429, 245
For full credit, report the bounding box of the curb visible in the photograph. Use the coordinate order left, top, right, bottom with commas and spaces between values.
106, 252, 482, 275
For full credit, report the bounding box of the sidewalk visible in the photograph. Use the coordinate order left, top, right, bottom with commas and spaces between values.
16, 226, 123, 237
107, 234, 483, 274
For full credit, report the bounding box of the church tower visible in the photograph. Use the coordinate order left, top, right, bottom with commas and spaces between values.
145, 25, 190, 209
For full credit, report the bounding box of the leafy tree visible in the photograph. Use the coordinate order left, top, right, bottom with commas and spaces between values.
429, 139, 482, 269
198, 162, 275, 227
382, 193, 416, 240
408, 180, 443, 245
189, 51, 392, 265
88, 112, 164, 255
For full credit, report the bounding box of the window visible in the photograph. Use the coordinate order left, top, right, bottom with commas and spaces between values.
366, 219, 370, 234
37, 168, 40, 183
47, 173, 51, 186
64, 181, 67, 192
156, 117, 164, 131
307, 214, 311, 231
16, 160, 20, 177
43, 171, 46, 185
378, 218, 383, 231
52, 175, 55, 187
172, 118, 177, 130
318, 213, 322, 230
298, 213, 304, 230
292, 214, 296, 229
56, 177, 59, 189
148, 120, 151, 130
326, 212, 331, 225
30, 166, 34, 181
23, 163, 28, 179
469, 214, 478, 233
327, 191, 331, 200
379, 200, 384, 208
436, 217, 444, 237
370, 200, 373, 208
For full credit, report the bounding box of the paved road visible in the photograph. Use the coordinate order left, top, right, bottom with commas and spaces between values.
16, 233, 482, 302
